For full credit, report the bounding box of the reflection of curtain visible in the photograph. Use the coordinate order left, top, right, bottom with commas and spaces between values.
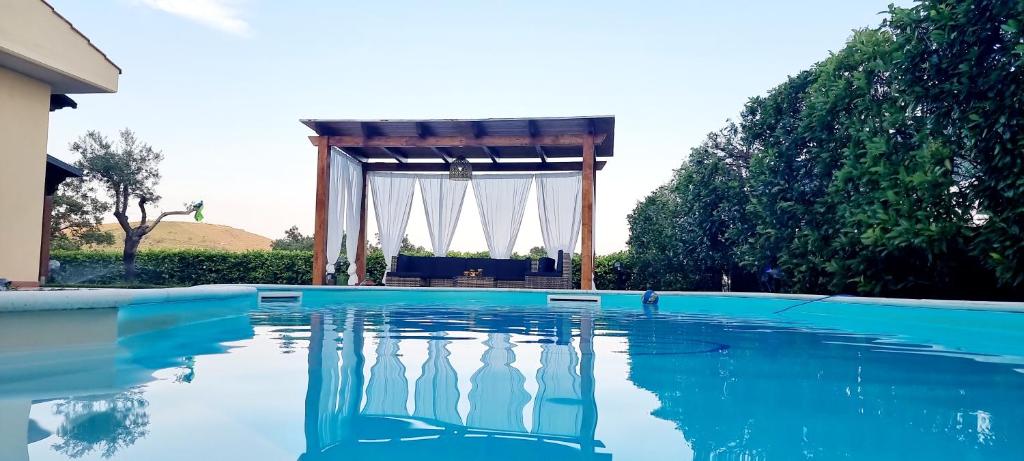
363, 322, 408, 416
338, 310, 363, 420
418, 176, 468, 256
369, 174, 416, 276
532, 341, 582, 436
536, 172, 582, 259
472, 175, 533, 258
468, 333, 530, 432
414, 332, 462, 425
318, 315, 341, 442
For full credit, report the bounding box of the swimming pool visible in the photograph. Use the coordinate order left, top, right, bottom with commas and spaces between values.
1, 287, 1022, 460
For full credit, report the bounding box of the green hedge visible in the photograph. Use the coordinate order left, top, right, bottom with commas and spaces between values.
51, 249, 635, 289
51, 250, 315, 286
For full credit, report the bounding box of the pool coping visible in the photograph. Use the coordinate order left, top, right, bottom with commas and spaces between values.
0, 285, 257, 313
243, 284, 1024, 313
1, 284, 1020, 314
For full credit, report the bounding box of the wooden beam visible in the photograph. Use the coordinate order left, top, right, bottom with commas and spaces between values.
362, 161, 605, 172
467, 121, 485, 138
528, 120, 548, 162
415, 122, 430, 138
581, 134, 596, 290
380, 147, 408, 163
480, 146, 499, 163
320, 133, 606, 149
534, 145, 549, 162
355, 168, 368, 283
38, 194, 54, 283
430, 147, 453, 163
312, 136, 331, 285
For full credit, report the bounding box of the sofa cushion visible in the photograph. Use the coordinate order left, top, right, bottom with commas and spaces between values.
537, 257, 555, 273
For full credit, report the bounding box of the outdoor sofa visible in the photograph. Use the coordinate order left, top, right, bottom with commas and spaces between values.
386, 250, 572, 289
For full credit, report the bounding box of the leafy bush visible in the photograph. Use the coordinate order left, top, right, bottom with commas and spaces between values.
51, 249, 638, 290
51, 250, 314, 286
626, 0, 1024, 300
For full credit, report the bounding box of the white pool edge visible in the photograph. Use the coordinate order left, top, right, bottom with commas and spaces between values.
244, 284, 1024, 313
1, 284, 1021, 314
0, 285, 257, 313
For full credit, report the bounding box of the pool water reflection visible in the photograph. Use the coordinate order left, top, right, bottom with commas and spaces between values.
3, 301, 1023, 460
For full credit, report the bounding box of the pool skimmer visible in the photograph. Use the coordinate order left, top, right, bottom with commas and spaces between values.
259, 291, 303, 305
546, 294, 601, 306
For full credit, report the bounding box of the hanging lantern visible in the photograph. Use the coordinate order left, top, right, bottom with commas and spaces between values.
449, 156, 472, 181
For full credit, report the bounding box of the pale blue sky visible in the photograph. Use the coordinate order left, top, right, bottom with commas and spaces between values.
46, 0, 912, 253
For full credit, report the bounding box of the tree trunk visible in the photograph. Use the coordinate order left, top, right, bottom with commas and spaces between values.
123, 234, 141, 283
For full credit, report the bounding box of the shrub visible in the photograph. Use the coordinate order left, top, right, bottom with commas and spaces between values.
51, 250, 313, 286
50, 249, 640, 290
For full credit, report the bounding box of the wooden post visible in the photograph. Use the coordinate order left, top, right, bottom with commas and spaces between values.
312, 137, 330, 285
38, 194, 54, 284
581, 134, 596, 290
355, 168, 369, 283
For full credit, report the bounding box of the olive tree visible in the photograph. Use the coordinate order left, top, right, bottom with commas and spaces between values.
72, 129, 200, 282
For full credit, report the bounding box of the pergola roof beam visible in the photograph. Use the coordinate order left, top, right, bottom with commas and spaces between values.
481, 146, 499, 163
465, 121, 498, 163
528, 120, 548, 162
380, 147, 408, 163
308, 133, 608, 148
430, 147, 453, 163
363, 161, 606, 172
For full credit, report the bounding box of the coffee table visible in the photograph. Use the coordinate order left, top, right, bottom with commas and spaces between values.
454, 275, 494, 288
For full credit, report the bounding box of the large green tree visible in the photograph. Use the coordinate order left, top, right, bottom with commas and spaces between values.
887, 0, 1024, 287
628, 0, 1024, 299
271, 226, 314, 251
49, 178, 114, 251
628, 125, 754, 291
72, 129, 200, 282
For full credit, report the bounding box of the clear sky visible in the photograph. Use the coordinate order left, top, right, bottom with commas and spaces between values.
46, 0, 913, 254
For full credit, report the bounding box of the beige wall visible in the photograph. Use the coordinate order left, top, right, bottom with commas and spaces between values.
0, 0, 119, 93
0, 66, 49, 284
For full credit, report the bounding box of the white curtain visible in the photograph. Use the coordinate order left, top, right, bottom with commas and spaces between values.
536, 172, 582, 259
325, 149, 350, 275
326, 149, 364, 285
472, 174, 533, 259
343, 160, 363, 284
370, 173, 416, 275
418, 175, 468, 257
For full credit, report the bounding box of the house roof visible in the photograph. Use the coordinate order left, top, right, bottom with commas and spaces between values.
0, 0, 120, 93
40, 0, 121, 73
44, 154, 82, 195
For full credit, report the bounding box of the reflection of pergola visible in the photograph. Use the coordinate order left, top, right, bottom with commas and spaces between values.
301, 310, 607, 460
303, 116, 615, 289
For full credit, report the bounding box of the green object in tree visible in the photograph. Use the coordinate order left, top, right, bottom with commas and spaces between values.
193, 201, 204, 222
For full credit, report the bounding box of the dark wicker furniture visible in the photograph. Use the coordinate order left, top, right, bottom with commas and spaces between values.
454, 275, 495, 288
524, 250, 572, 289
386, 251, 573, 289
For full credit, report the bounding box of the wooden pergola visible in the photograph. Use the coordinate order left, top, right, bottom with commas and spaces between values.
303, 116, 615, 289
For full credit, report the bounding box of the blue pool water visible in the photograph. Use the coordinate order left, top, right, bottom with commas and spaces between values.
1, 289, 1023, 460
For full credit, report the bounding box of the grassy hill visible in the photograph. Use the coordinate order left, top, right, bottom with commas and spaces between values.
90, 221, 273, 252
